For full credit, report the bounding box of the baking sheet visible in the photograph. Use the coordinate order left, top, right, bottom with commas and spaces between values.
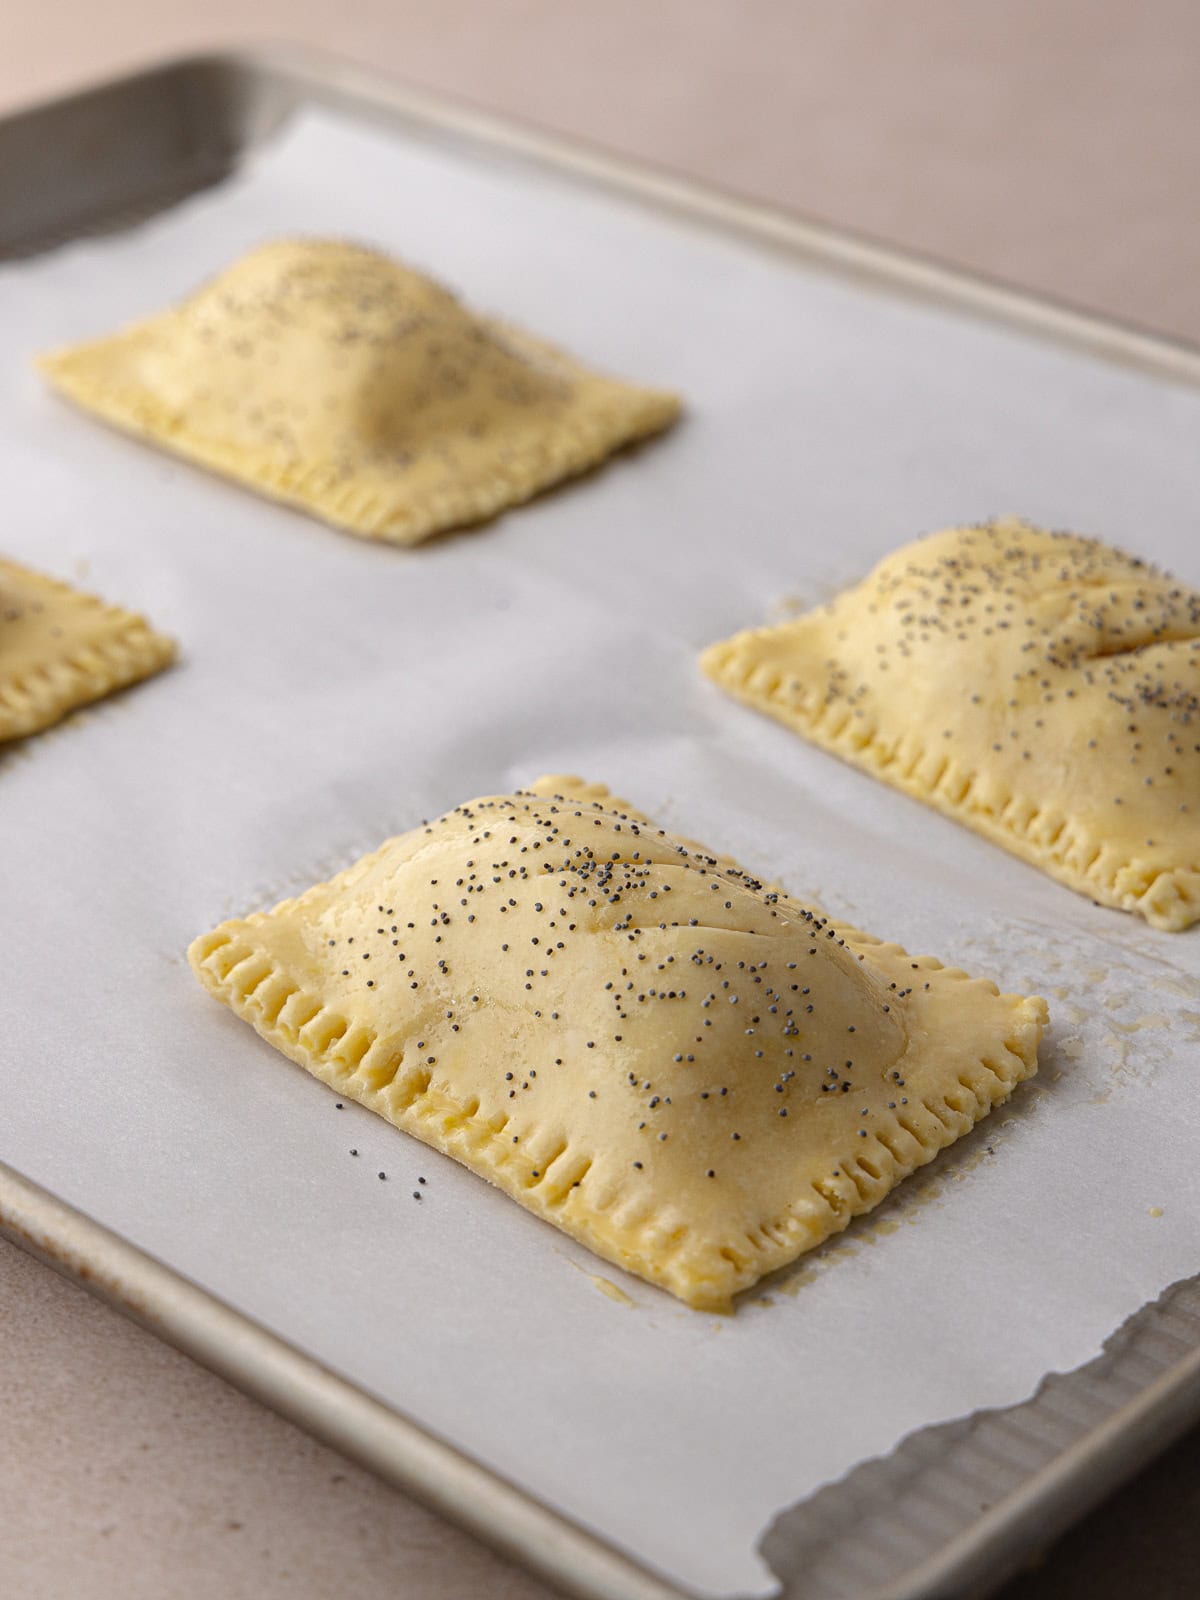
2, 104, 1199, 1598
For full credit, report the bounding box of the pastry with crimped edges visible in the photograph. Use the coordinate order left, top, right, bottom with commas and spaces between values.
0, 556, 174, 743
189, 776, 1045, 1310
40, 238, 680, 545
703, 519, 1200, 932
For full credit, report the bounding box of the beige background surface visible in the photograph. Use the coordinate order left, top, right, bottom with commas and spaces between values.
2, 5, 1198, 1597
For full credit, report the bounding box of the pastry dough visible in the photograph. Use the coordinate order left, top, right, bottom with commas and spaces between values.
0, 557, 174, 743
189, 776, 1045, 1310
39, 238, 681, 545
703, 520, 1200, 932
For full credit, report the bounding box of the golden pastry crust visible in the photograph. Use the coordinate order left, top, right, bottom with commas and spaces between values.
0, 557, 175, 743
39, 238, 681, 545
189, 777, 1045, 1310
702, 520, 1200, 932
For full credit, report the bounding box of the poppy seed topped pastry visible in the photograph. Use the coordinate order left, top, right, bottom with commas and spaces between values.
0, 556, 174, 742
39, 238, 680, 545
189, 776, 1045, 1310
703, 520, 1200, 931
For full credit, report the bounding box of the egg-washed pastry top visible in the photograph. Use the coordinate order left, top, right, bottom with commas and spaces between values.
0, 556, 174, 744
703, 520, 1200, 932
189, 776, 1045, 1310
39, 238, 681, 546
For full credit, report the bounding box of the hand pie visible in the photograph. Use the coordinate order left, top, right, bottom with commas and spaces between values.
703, 520, 1200, 932
39, 238, 680, 545
189, 776, 1045, 1310
0, 556, 174, 743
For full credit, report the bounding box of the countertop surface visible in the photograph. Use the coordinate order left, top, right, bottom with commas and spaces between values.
3, 5, 1198, 1597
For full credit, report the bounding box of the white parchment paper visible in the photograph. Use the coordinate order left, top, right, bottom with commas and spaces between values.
2, 107, 1199, 1597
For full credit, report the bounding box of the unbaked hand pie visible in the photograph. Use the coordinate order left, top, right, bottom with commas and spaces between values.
703, 520, 1200, 932
39, 238, 681, 545
189, 776, 1045, 1310
0, 556, 174, 743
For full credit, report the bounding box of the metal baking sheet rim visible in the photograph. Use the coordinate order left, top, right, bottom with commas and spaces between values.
2, 44, 1200, 1600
